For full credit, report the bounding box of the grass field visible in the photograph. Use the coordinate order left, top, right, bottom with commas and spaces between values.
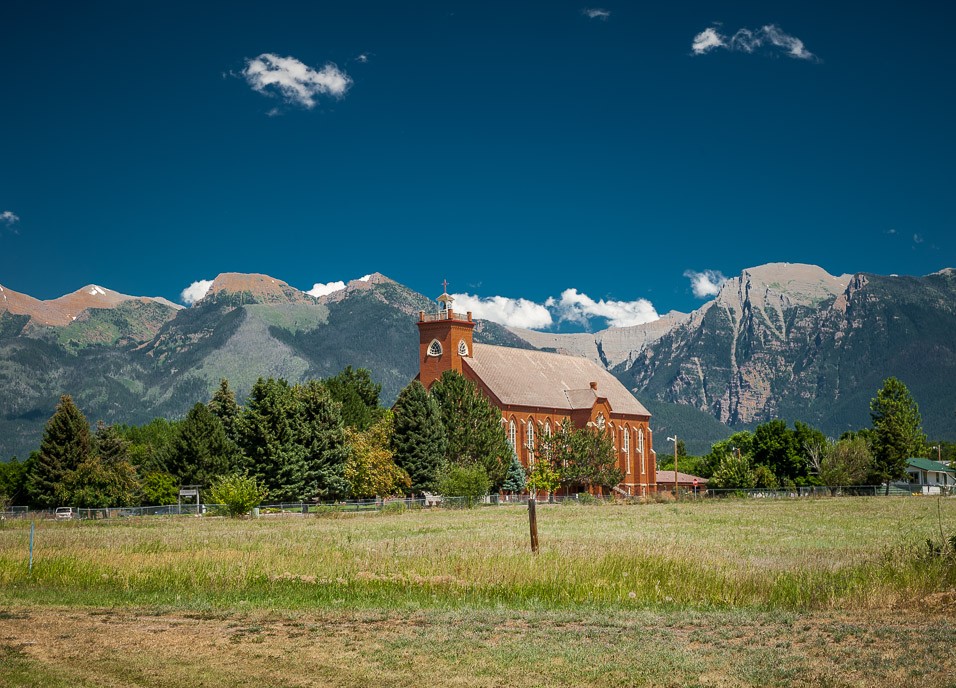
1, 498, 955, 686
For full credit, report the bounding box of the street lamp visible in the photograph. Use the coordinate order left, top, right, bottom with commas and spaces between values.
667, 435, 678, 500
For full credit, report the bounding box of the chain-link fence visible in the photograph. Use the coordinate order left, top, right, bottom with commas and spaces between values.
1, 482, 947, 521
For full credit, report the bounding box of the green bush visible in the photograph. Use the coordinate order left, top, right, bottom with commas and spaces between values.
435, 463, 491, 505
207, 474, 267, 518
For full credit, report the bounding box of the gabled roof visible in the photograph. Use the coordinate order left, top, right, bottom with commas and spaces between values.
907, 458, 955, 474
463, 343, 650, 417
656, 471, 708, 484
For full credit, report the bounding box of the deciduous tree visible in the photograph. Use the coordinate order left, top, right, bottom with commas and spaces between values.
344, 412, 410, 499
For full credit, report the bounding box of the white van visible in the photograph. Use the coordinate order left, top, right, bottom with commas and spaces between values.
54, 507, 75, 520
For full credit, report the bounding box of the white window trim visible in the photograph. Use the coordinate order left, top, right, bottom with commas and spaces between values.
427, 339, 443, 357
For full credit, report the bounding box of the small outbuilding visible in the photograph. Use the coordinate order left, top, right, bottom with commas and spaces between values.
906, 458, 955, 494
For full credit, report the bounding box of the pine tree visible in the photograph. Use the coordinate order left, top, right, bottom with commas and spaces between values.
323, 366, 383, 431
95, 421, 131, 466
391, 380, 446, 494
870, 377, 926, 493
28, 395, 94, 508
297, 380, 351, 500
208, 378, 240, 442
165, 403, 236, 487
236, 378, 307, 502
430, 371, 511, 489
501, 454, 527, 494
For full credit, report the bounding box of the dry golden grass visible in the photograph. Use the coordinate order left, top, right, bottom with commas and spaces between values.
1, 498, 955, 686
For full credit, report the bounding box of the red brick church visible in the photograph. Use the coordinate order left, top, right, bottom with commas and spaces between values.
416, 288, 657, 496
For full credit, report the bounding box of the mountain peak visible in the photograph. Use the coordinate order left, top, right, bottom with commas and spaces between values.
717, 263, 851, 310
202, 273, 315, 305
0, 282, 182, 326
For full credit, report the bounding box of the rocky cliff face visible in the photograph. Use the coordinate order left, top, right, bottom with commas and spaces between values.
619, 264, 956, 437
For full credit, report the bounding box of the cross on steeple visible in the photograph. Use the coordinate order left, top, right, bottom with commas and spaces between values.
442, 279, 449, 293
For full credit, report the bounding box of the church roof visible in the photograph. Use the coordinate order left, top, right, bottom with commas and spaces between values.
463, 343, 650, 417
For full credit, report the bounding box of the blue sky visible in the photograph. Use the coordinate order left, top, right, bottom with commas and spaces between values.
1, 1, 953, 330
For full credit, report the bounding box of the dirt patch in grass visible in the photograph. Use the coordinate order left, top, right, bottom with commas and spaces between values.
1, 606, 953, 687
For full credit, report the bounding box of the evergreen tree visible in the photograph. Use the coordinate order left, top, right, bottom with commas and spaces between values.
208, 378, 241, 442
95, 421, 131, 466
391, 380, 446, 494
165, 403, 236, 487
28, 395, 94, 508
297, 380, 351, 500
501, 454, 527, 494
323, 366, 383, 431
430, 371, 511, 489
870, 377, 926, 493
236, 378, 307, 502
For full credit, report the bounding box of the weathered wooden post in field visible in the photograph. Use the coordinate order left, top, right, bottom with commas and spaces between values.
528, 495, 539, 553
29, 521, 35, 573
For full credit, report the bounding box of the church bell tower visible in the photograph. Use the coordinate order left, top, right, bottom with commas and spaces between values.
417, 281, 475, 389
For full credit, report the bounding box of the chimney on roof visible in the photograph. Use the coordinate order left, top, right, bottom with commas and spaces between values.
589, 381, 598, 391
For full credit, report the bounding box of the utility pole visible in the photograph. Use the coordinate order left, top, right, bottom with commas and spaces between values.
667, 435, 678, 501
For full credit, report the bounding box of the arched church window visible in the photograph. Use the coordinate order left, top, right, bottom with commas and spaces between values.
427, 339, 443, 357
508, 420, 517, 456
458, 340, 469, 356
638, 428, 645, 474
623, 426, 630, 474
527, 420, 535, 466
596, 413, 606, 430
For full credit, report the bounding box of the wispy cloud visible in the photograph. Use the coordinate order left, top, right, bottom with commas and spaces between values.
684, 269, 727, 298
242, 53, 352, 109
692, 24, 818, 61
307, 280, 346, 298
692, 27, 725, 54
451, 293, 554, 330
547, 289, 658, 328
913, 233, 924, 244
354, 53, 369, 64
583, 8, 611, 20
0, 210, 20, 232
181, 279, 214, 305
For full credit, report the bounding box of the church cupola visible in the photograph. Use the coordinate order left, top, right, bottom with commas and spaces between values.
417, 280, 475, 389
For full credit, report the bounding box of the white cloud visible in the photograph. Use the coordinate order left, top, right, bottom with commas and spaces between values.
546, 289, 659, 328
307, 280, 346, 297
181, 279, 214, 305
583, 8, 611, 20
913, 233, 924, 244
451, 293, 554, 330
0, 211, 19, 226
242, 53, 352, 109
355, 53, 369, 63
691, 24, 818, 61
684, 269, 727, 298
691, 27, 725, 55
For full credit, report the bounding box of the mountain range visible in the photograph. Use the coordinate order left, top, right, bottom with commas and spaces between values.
2, 263, 953, 459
